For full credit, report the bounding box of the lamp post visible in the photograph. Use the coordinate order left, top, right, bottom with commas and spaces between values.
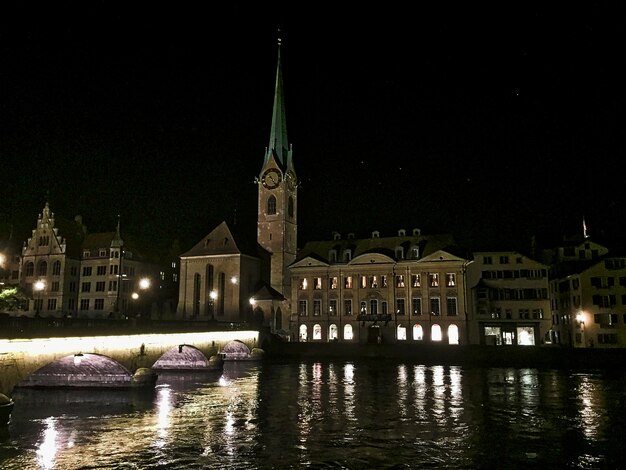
34, 280, 45, 317
209, 290, 217, 321
576, 311, 586, 347
249, 297, 256, 323
137, 277, 151, 318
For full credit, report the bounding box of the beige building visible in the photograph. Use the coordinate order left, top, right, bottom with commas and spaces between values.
289, 230, 470, 344
18, 202, 160, 319
545, 237, 626, 348
466, 251, 552, 346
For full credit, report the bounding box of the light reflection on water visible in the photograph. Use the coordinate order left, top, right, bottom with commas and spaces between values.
1, 361, 625, 469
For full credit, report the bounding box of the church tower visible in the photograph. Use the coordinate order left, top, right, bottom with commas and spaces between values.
257, 37, 297, 296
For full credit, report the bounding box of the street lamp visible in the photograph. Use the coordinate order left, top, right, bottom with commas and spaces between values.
34, 280, 45, 317
209, 290, 217, 320
137, 278, 151, 318
576, 311, 586, 347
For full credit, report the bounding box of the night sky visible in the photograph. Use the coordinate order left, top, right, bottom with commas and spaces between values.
2, 3, 624, 254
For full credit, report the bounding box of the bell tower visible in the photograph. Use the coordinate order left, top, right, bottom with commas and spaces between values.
257, 37, 297, 296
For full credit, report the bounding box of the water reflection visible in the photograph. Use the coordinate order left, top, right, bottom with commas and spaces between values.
1, 361, 625, 469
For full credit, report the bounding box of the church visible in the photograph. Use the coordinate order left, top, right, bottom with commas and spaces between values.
175, 40, 472, 345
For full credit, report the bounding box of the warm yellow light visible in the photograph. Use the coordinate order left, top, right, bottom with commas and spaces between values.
576, 312, 585, 323
231, 276, 238, 284
34, 280, 46, 292
210, 290, 218, 300
131, 292, 139, 300
0, 253, 6, 267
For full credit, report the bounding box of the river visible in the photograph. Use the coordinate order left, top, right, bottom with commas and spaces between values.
1, 359, 625, 469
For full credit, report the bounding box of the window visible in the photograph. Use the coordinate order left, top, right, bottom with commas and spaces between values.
80, 299, 90, 310
369, 299, 378, 314
500, 256, 509, 264
396, 275, 405, 288
329, 299, 338, 316
299, 278, 308, 290
431, 324, 442, 341
313, 299, 321, 316
313, 277, 322, 289
360, 276, 367, 288
446, 273, 456, 287
429, 273, 439, 287
397, 324, 407, 340
329, 250, 337, 263
37, 261, 47, 276
484, 256, 492, 265
52, 261, 62, 276
360, 301, 367, 314
446, 297, 458, 316
381, 275, 388, 287
370, 276, 378, 288
47, 299, 56, 311
396, 298, 405, 315
97, 266, 107, 276
344, 276, 352, 289
395, 247, 404, 259
329, 324, 338, 341
51, 281, 59, 292
25, 262, 34, 277
519, 309, 530, 319
298, 300, 307, 316
313, 324, 322, 340
411, 274, 420, 287
82, 266, 92, 276
412, 298, 422, 315
343, 250, 352, 262
381, 301, 388, 314
344, 324, 354, 340
109, 280, 118, 292
81, 282, 91, 293
330, 277, 338, 289
343, 299, 352, 316
448, 325, 459, 345
95, 299, 105, 310
532, 309, 544, 319
430, 297, 440, 315
267, 195, 277, 215
299, 324, 307, 342
110, 265, 118, 275
96, 281, 106, 292
413, 324, 424, 340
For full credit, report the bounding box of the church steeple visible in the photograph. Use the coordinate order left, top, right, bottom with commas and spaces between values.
265, 35, 292, 169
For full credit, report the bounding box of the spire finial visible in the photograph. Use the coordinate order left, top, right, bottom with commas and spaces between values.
277, 28, 282, 46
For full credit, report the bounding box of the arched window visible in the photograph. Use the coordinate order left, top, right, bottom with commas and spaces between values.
288, 196, 294, 218
431, 324, 442, 341
299, 324, 308, 342
25, 262, 35, 277
52, 260, 62, 276
329, 324, 338, 341
397, 323, 407, 340
193, 273, 201, 317
343, 324, 353, 340
267, 195, 277, 215
313, 323, 322, 340
37, 261, 47, 277
413, 324, 423, 341
448, 324, 459, 344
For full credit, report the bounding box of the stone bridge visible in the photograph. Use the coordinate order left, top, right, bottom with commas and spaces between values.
0, 330, 260, 397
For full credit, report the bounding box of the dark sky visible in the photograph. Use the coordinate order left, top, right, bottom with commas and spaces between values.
2, 3, 625, 254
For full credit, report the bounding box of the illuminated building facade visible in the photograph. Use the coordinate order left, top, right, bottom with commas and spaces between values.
466, 251, 552, 346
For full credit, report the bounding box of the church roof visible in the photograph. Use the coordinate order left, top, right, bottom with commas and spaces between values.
180, 221, 265, 259
252, 281, 286, 301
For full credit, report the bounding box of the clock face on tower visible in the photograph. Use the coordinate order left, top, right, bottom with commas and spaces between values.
261, 168, 282, 189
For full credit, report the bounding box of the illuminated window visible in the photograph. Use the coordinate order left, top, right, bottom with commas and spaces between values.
299, 324, 307, 342
484, 326, 502, 345
381, 275, 388, 287
396, 275, 405, 288
360, 276, 367, 288
448, 325, 459, 344
313, 324, 322, 340
344, 276, 352, 288
370, 276, 378, 288
411, 274, 420, 287
431, 324, 442, 341
330, 277, 338, 289
360, 302, 366, 314
299, 278, 308, 290
397, 324, 407, 340
516, 326, 535, 345
343, 324, 354, 340
313, 277, 322, 289
329, 324, 338, 340
429, 273, 439, 287
413, 324, 423, 340
446, 273, 456, 287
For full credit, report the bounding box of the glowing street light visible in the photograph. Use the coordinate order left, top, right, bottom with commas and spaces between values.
209, 290, 217, 320
34, 280, 45, 317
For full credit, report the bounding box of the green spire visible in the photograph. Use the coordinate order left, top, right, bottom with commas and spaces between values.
266, 36, 290, 168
